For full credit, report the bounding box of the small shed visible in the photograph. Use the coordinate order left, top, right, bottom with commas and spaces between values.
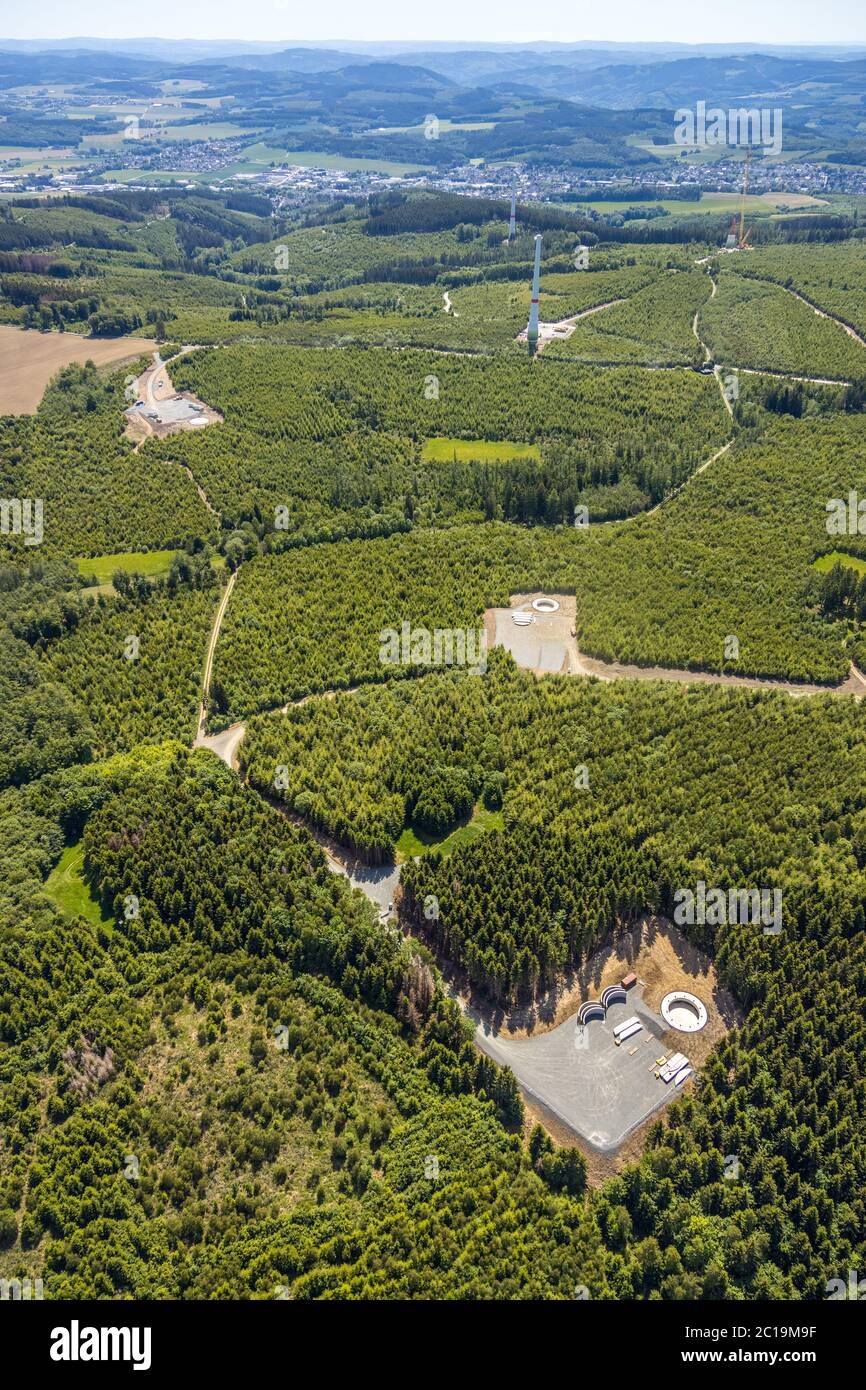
621, 972, 637, 990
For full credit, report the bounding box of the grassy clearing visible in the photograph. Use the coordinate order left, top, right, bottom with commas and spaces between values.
813, 550, 866, 575
0, 144, 74, 159
75, 550, 225, 596
421, 437, 541, 463
43, 842, 110, 927
152, 122, 265, 143
396, 803, 504, 861
159, 79, 208, 94
73, 550, 177, 586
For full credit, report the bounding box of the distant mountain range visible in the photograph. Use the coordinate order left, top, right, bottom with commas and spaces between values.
2, 37, 865, 68
3, 40, 866, 111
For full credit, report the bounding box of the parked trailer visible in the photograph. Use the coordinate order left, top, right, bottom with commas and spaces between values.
660, 1053, 688, 1082
612, 1015, 640, 1038
614, 1021, 643, 1045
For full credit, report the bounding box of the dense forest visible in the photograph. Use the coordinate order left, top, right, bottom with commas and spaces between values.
169, 340, 728, 473
3, 188, 866, 1306
545, 269, 710, 366
210, 408, 866, 724
700, 268, 866, 380
241, 656, 866, 990
2, 721, 863, 1299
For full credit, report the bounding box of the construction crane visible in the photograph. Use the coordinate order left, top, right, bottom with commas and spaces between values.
721, 149, 754, 251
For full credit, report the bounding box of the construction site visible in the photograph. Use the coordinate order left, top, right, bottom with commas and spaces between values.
464, 916, 740, 1161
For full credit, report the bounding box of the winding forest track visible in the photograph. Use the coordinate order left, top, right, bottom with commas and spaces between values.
194, 569, 236, 746
690, 277, 735, 419
180, 464, 221, 519
573, 648, 866, 699
646, 440, 733, 512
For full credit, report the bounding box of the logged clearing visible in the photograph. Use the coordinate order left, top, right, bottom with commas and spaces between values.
481, 915, 741, 1062
0, 325, 156, 414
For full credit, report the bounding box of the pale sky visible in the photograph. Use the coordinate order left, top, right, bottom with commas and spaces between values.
2, 0, 865, 47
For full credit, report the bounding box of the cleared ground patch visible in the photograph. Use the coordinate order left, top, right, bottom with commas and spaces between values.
465, 917, 739, 1151
124, 354, 222, 440
485, 592, 579, 675
475, 987, 681, 1152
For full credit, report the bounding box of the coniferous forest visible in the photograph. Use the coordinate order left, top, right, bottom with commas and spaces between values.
2, 150, 866, 1321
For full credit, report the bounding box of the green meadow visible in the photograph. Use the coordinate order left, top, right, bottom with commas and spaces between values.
813, 550, 866, 575
74, 549, 177, 587
43, 842, 110, 927
396, 804, 505, 861
421, 437, 542, 464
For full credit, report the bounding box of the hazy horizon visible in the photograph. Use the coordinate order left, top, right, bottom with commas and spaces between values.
1, 0, 864, 48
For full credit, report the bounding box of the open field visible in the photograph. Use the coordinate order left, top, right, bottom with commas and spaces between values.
814, 550, 866, 578
421, 437, 541, 463
581, 192, 826, 216
0, 144, 76, 159
0, 326, 156, 414
395, 803, 504, 860
83, 121, 263, 148
73, 550, 178, 586
42, 841, 110, 927
231, 144, 434, 175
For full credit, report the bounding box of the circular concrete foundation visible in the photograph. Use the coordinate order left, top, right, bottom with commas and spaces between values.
532, 597, 560, 613
660, 990, 708, 1033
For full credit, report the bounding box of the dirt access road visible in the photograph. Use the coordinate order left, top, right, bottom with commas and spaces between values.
0, 324, 156, 414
